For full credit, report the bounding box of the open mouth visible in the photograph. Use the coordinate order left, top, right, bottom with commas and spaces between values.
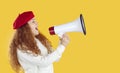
35, 28, 38, 30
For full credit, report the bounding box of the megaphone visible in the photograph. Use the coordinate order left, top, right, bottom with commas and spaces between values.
49, 14, 86, 37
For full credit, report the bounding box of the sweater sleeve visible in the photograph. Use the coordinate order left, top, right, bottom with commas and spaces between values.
17, 44, 65, 67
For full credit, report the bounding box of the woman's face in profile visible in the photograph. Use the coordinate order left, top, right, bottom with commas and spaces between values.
28, 18, 39, 36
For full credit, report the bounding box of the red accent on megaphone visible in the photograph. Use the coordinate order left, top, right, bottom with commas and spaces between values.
49, 26, 55, 35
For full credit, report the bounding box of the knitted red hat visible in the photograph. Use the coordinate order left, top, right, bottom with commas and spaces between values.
13, 11, 34, 29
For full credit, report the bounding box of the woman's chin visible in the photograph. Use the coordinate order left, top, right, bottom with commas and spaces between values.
34, 32, 39, 36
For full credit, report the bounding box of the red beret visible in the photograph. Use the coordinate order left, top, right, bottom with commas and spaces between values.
13, 11, 34, 29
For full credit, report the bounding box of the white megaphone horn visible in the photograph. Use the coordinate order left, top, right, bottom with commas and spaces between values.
49, 14, 86, 38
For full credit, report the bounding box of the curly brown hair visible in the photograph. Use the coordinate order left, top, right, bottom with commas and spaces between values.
9, 23, 52, 73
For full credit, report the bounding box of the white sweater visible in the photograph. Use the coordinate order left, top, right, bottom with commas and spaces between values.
17, 38, 65, 73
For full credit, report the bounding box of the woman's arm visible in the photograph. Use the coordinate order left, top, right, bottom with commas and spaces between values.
17, 33, 69, 67
17, 44, 65, 67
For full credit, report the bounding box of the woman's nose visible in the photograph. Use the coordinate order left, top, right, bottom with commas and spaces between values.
36, 23, 38, 27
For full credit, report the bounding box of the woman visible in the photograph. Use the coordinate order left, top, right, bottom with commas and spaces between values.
9, 11, 69, 73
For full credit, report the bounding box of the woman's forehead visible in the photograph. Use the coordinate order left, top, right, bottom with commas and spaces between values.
28, 18, 35, 22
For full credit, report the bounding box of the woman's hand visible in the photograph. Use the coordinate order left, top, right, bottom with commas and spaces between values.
59, 33, 70, 47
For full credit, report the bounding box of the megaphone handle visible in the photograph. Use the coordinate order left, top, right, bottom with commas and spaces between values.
57, 33, 64, 38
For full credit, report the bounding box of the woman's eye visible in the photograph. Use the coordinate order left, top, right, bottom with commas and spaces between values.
32, 21, 35, 23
